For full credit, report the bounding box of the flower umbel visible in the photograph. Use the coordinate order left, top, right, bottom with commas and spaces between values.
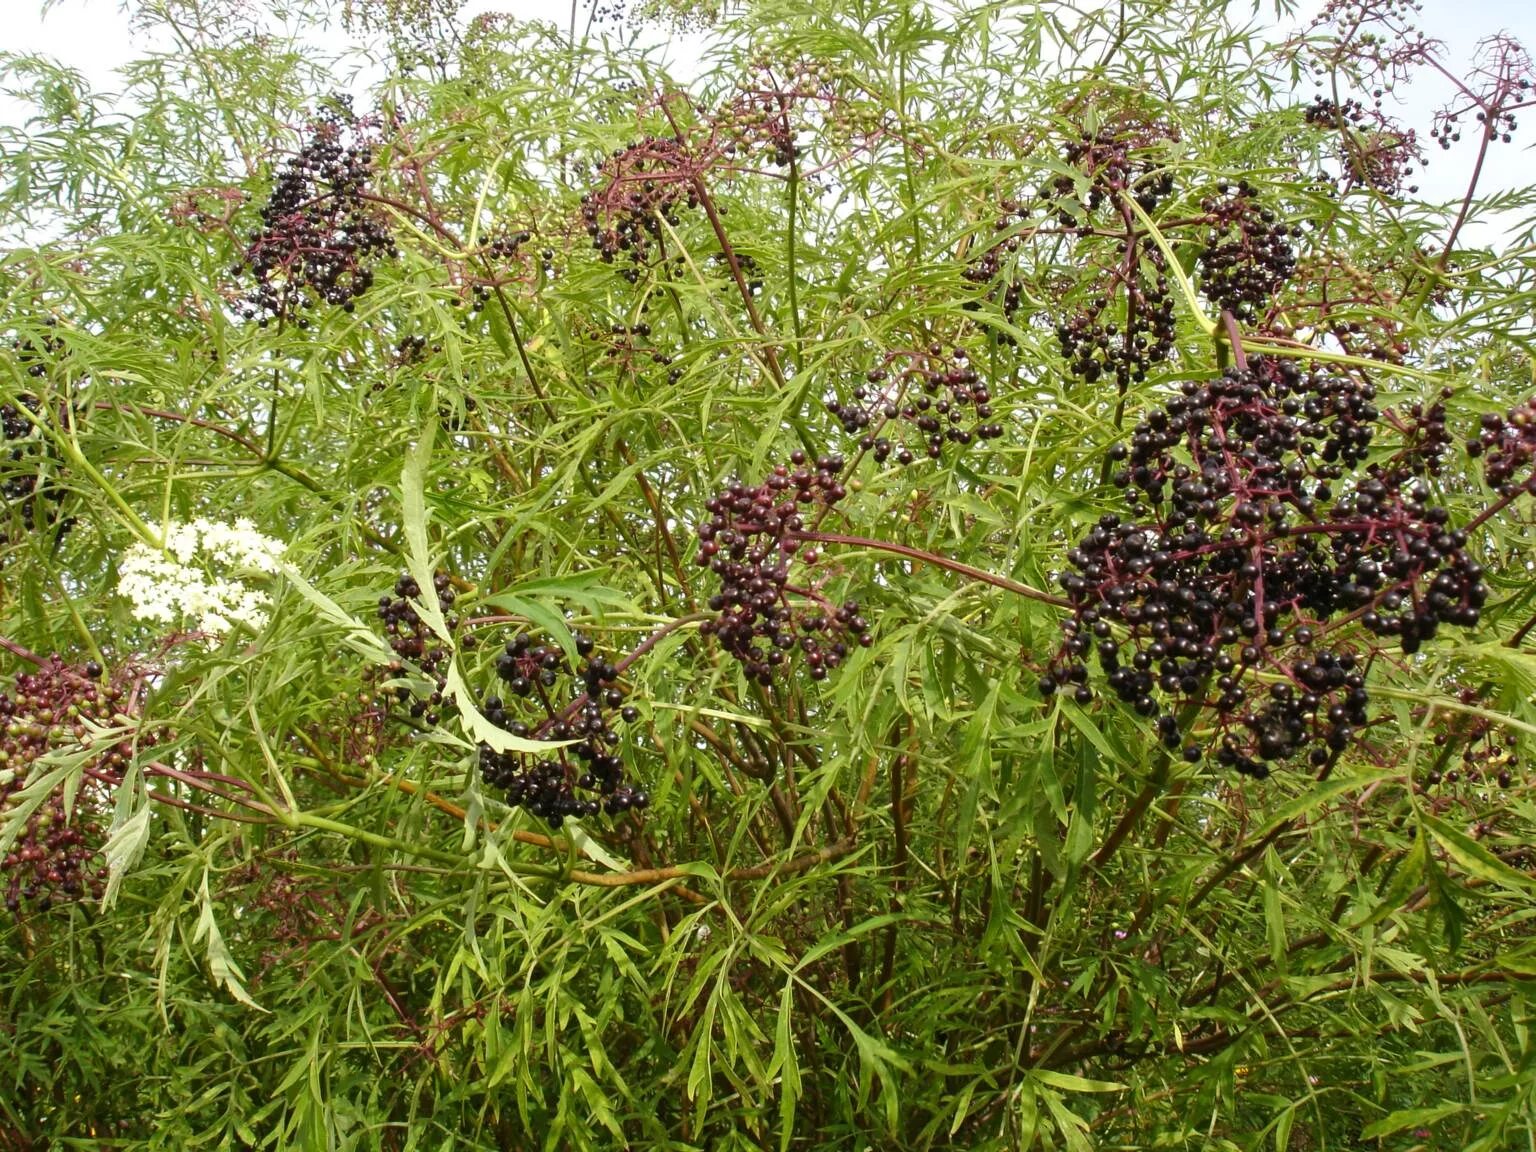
118, 518, 286, 637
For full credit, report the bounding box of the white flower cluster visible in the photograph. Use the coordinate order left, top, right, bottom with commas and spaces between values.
118, 517, 286, 638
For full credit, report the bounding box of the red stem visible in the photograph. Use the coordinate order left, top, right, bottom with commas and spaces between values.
792, 530, 1070, 608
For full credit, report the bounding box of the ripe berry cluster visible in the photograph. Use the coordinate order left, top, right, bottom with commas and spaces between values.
1388, 388, 1453, 476
0, 392, 70, 556
1430, 38, 1530, 153
1, 657, 130, 913
1042, 357, 1489, 777
961, 207, 1028, 327
1195, 184, 1300, 321
486, 229, 531, 261
239, 101, 397, 323
825, 344, 1004, 464
1, 395, 45, 508
580, 136, 701, 270
464, 230, 534, 311
477, 632, 648, 826
376, 570, 465, 725
394, 334, 431, 365
1432, 104, 1520, 149
1303, 95, 1369, 127
1043, 125, 1178, 222
1055, 259, 1178, 389
11, 325, 66, 379
1469, 399, 1536, 493
696, 454, 873, 683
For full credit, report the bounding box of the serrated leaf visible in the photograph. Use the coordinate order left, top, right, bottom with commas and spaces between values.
1041, 1086, 1095, 1152
955, 677, 1003, 861
193, 870, 263, 1011
99, 803, 151, 910
1351, 835, 1428, 929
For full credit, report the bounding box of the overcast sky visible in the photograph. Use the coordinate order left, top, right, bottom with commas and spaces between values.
3, 0, 1533, 243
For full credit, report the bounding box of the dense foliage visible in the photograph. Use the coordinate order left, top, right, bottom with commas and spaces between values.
3, 0, 1536, 1147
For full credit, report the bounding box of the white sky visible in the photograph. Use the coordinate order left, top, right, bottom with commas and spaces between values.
2, 0, 1533, 241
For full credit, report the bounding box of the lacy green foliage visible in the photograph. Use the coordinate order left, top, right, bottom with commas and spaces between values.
2, 0, 1536, 1149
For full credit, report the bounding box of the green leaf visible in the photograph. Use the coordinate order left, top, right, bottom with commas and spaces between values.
955, 676, 1003, 862
279, 563, 398, 665
400, 417, 451, 643
775, 980, 801, 1152
1041, 1086, 1096, 1152
99, 803, 151, 910
192, 870, 263, 1011
1422, 813, 1536, 893
1031, 1069, 1126, 1093
1361, 1103, 1467, 1139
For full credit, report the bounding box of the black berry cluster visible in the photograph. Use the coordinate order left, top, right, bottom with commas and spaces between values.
1387, 388, 1454, 476
394, 334, 430, 365
825, 344, 1004, 465
1055, 259, 1178, 389
376, 570, 466, 725
1043, 125, 1178, 222
0, 391, 70, 555
477, 632, 648, 826
1195, 184, 1300, 321
1, 657, 131, 913
580, 136, 701, 272
962, 198, 1029, 327
486, 229, 531, 261
696, 453, 872, 684
593, 319, 657, 367
465, 230, 534, 314
1304, 95, 1369, 127
1042, 357, 1489, 777
711, 250, 763, 296
239, 100, 397, 323
1469, 398, 1536, 493
1430, 36, 1530, 154
1303, 95, 1424, 193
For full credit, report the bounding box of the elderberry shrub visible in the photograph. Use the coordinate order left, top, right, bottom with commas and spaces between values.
824, 343, 1004, 465
1, 657, 134, 914
696, 453, 873, 684
477, 632, 648, 826
1195, 183, 1300, 322
376, 570, 465, 726
238, 99, 397, 324
1042, 356, 1489, 777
